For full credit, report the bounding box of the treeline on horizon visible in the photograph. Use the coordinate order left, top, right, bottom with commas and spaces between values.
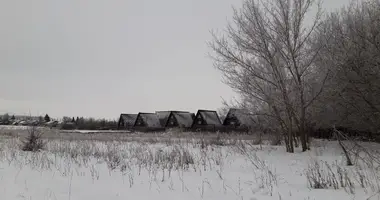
0, 113, 118, 130
60, 116, 118, 130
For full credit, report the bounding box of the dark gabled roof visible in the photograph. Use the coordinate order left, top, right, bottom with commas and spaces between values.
120, 114, 138, 125
193, 110, 222, 126
156, 111, 191, 127
155, 111, 171, 127
223, 108, 253, 125
166, 112, 194, 128
134, 113, 162, 127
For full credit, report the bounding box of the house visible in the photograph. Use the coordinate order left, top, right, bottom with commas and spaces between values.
133, 113, 164, 132
46, 120, 59, 128
191, 110, 222, 131
118, 114, 138, 130
29, 119, 40, 126
155, 111, 171, 127
165, 111, 195, 129
19, 121, 28, 126
223, 108, 253, 132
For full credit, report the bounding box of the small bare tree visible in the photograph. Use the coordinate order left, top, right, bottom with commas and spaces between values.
209, 0, 327, 152
22, 125, 45, 152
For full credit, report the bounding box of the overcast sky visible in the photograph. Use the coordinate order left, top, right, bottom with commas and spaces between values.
0, 0, 350, 119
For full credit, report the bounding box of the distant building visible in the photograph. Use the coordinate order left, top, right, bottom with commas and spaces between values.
223, 108, 253, 132
19, 121, 28, 126
118, 114, 138, 130
46, 120, 59, 128
165, 111, 195, 129
191, 110, 222, 131
133, 113, 164, 132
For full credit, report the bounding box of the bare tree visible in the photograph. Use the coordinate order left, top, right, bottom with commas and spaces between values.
209, 0, 327, 152
2, 113, 10, 123
312, 0, 380, 133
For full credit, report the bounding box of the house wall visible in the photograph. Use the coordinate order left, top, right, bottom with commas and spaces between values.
165, 114, 178, 128
223, 116, 242, 126
191, 124, 220, 132
117, 118, 125, 130
134, 117, 145, 127
133, 127, 166, 132
222, 125, 249, 133
193, 114, 206, 126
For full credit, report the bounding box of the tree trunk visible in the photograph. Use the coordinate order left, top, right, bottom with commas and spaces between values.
300, 104, 308, 152
300, 121, 308, 152
335, 130, 353, 166
300, 131, 307, 152
285, 129, 294, 153
293, 133, 299, 148
284, 135, 293, 153
289, 131, 294, 153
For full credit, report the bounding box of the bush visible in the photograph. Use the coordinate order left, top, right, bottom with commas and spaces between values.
22, 126, 45, 152
60, 122, 76, 130
305, 160, 354, 193
209, 134, 225, 146
269, 133, 282, 146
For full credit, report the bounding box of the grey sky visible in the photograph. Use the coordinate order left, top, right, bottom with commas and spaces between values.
0, 0, 350, 119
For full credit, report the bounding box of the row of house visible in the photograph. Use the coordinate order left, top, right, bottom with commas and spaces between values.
118, 109, 254, 132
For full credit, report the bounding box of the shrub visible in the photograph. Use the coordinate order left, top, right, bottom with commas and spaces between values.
60, 122, 76, 130
269, 133, 282, 146
21, 126, 45, 152
209, 134, 225, 146
305, 160, 355, 193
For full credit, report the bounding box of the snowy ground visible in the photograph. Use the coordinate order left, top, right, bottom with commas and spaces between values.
0, 125, 131, 134
0, 128, 380, 200
0, 125, 33, 130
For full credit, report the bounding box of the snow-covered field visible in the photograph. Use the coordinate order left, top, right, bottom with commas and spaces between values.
0, 125, 130, 134
0, 125, 33, 130
0, 128, 379, 200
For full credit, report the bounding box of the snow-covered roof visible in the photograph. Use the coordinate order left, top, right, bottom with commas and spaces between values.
46, 120, 58, 125
198, 110, 222, 125
120, 114, 138, 125
172, 112, 194, 128
138, 113, 162, 128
